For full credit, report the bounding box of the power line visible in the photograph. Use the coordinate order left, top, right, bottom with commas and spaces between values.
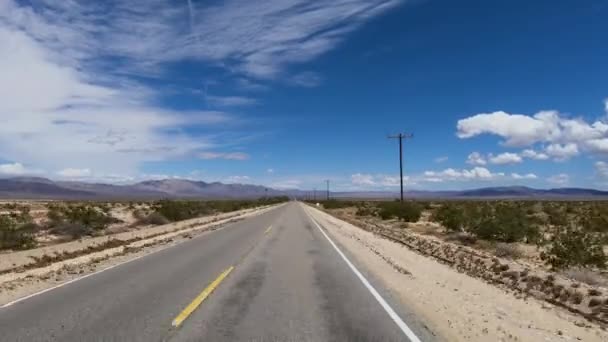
388, 133, 413, 202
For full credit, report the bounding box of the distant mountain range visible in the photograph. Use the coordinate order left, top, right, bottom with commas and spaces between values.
0, 177, 607, 200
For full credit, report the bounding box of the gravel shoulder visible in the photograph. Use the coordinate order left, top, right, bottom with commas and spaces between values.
305, 204, 608, 342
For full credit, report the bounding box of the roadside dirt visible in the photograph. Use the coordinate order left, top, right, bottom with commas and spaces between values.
306, 205, 608, 342
0, 205, 278, 306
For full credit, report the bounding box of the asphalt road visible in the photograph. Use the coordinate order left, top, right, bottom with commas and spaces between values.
0, 202, 435, 342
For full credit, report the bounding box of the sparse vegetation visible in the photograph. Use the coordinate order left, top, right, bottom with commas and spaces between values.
0, 197, 289, 251
494, 243, 522, 259
316, 199, 608, 271
376, 201, 422, 222
0, 209, 37, 250
540, 219, 607, 270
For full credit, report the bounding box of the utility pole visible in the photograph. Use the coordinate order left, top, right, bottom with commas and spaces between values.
325, 180, 330, 200
388, 133, 413, 202
313, 188, 317, 201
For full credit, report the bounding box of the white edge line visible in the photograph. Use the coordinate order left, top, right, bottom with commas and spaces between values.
304, 206, 422, 342
1, 205, 279, 309
1, 252, 148, 308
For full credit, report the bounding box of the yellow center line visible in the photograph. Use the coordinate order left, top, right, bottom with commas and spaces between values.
171, 266, 234, 328
264, 225, 273, 234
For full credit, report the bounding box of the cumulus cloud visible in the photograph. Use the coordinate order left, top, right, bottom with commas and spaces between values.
547, 173, 570, 186
198, 152, 250, 160
434, 156, 448, 163
457, 105, 608, 159
488, 152, 522, 165
457, 111, 561, 146
511, 173, 538, 180
521, 149, 549, 160
545, 143, 579, 161
466, 152, 486, 166
423, 167, 501, 182
350, 173, 409, 187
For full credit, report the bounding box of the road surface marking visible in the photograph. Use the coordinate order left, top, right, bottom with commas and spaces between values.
0, 206, 281, 309
305, 208, 422, 342
172, 266, 234, 327
264, 225, 273, 234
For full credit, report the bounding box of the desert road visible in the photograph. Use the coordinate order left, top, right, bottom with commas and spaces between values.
0, 203, 434, 342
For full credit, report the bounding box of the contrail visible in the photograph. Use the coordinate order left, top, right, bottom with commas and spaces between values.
186, 0, 195, 33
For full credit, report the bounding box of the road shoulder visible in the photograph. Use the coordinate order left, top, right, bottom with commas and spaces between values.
305, 204, 608, 342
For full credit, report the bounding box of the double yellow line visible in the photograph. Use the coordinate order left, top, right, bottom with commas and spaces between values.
171, 224, 274, 328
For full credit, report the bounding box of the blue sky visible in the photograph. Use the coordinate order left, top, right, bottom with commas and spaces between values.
0, 0, 607, 190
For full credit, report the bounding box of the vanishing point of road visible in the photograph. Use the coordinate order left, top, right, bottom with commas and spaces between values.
0, 203, 436, 342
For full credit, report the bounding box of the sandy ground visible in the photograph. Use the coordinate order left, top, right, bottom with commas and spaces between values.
0, 206, 273, 273
0, 204, 280, 305
305, 205, 608, 342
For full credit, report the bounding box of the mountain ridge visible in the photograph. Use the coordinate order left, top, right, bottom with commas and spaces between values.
1, 177, 607, 199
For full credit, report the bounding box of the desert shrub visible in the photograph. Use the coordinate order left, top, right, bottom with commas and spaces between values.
431, 203, 465, 232
445, 231, 477, 245
468, 203, 540, 243
494, 243, 522, 259
150, 197, 289, 222
320, 200, 355, 210
153, 200, 213, 221
541, 222, 607, 270
377, 201, 422, 222
562, 267, 608, 287
0, 212, 37, 250
355, 206, 375, 217
49, 222, 92, 239
47, 204, 120, 237
137, 212, 170, 225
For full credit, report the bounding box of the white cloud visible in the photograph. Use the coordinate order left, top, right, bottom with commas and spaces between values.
605, 98, 608, 115
457, 111, 561, 146
289, 72, 323, 87
57, 168, 92, 178
434, 156, 448, 163
207, 95, 258, 107
1, 0, 402, 80
0, 0, 400, 179
521, 149, 549, 160
350, 173, 410, 187
466, 152, 487, 166
423, 167, 499, 182
595, 161, 608, 179
511, 173, 537, 180
457, 105, 608, 159
224, 175, 251, 183
488, 152, 522, 165
545, 143, 579, 161
266, 168, 275, 174
0, 162, 28, 175
351, 173, 376, 186
270, 179, 302, 189
547, 173, 570, 186
198, 152, 250, 160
